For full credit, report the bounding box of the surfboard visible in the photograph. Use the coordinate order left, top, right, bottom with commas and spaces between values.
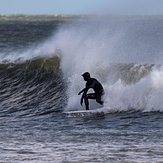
63, 109, 105, 118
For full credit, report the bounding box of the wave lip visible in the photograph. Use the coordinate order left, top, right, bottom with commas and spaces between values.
0, 56, 60, 71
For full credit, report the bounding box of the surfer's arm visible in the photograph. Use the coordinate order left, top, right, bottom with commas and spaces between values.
78, 88, 88, 95
78, 88, 85, 95
79, 88, 89, 106
78, 81, 91, 95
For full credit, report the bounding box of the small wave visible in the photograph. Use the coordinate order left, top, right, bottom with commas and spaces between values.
97, 63, 155, 84
0, 14, 83, 22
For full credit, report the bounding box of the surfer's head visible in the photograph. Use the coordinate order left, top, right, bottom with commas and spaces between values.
82, 72, 90, 81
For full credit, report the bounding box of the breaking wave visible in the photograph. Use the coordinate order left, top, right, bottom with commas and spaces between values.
1, 16, 163, 116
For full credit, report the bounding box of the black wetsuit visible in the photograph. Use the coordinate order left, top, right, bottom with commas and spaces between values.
80, 78, 104, 110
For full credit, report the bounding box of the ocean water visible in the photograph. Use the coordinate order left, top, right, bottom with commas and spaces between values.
0, 15, 163, 162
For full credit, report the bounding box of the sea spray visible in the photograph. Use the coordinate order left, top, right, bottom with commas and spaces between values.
1, 17, 163, 112
51, 18, 163, 111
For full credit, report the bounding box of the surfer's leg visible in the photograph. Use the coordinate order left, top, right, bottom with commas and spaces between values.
85, 93, 96, 110
96, 94, 104, 105
84, 97, 89, 110
96, 99, 103, 105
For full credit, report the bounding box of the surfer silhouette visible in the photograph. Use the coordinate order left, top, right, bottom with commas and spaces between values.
78, 72, 104, 110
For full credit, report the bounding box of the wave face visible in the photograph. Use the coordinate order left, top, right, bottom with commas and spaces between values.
1, 16, 163, 115
0, 57, 66, 117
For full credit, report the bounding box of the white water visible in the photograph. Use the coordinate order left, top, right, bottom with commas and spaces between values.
51, 19, 163, 112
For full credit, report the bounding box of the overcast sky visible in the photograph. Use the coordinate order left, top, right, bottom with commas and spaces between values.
0, 0, 163, 15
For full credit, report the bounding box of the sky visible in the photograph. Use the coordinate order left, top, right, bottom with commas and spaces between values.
0, 0, 163, 15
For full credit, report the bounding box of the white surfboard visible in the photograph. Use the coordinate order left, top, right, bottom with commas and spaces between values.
63, 108, 105, 118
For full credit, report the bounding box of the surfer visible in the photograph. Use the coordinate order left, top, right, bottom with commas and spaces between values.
78, 72, 104, 110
